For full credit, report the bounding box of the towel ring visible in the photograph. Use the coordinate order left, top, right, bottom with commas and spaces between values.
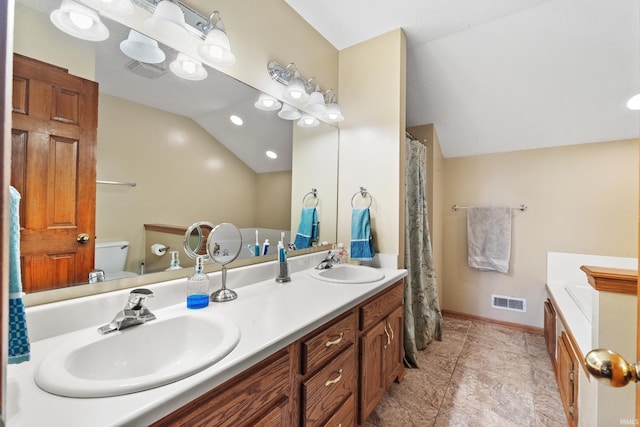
351, 187, 372, 208
302, 188, 319, 208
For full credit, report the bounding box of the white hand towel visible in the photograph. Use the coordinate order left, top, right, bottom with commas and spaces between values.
467, 207, 512, 273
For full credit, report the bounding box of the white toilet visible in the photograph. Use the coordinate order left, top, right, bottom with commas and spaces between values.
95, 241, 138, 280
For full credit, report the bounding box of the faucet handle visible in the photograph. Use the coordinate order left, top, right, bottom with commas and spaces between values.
127, 288, 154, 310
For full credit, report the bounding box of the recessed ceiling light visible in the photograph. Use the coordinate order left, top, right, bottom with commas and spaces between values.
230, 115, 243, 126
266, 150, 277, 159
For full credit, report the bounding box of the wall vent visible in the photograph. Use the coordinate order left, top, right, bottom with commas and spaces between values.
491, 294, 526, 312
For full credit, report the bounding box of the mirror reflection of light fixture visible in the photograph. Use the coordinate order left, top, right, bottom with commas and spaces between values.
323, 90, 344, 123
229, 115, 243, 126
50, 0, 109, 41
627, 93, 640, 110
120, 30, 166, 64
81, 0, 134, 15
144, 0, 190, 45
297, 114, 320, 128
266, 150, 278, 159
169, 53, 208, 80
277, 103, 302, 120
254, 93, 282, 111
197, 11, 236, 67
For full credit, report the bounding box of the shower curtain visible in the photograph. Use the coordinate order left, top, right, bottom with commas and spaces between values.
404, 136, 442, 368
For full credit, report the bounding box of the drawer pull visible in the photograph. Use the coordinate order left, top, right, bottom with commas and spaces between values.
324, 369, 343, 387
383, 325, 390, 349
325, 332, 344, 347
387, 321, 394, 341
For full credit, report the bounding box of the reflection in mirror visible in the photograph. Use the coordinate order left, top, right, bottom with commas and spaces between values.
14, 0, 339, 306
183, 221, 214, 261
207, 223, 242, 302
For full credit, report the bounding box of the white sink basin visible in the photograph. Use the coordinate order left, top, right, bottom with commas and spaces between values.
34, 308, 240, 398
307, 264, 385, 284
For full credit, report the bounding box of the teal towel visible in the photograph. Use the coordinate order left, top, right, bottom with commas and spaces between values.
350, 208, 375, 261
9, 186, 30, 364
294, 207, 319, 249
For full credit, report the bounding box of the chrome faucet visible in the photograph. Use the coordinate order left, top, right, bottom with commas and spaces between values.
97, 288, 156, 334
315, 251, 340, 270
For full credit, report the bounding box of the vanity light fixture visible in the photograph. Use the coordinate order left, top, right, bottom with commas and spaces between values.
81, 0, 134, 16
254, 93, 282, 111
144, 0, 190, 45
305, 78, 326, 114
627, 93, 640, 110
169, 53, 207, 80
120, 30, 166, 64
196, 11, 236, 67
266, 150, 278, 159
277, 103, 302, 120
50, 0, 110, 41
297, 114, 320, 128
229, 115, 243, 126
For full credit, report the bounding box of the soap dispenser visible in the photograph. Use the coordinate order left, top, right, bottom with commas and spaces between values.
187, 256, 209, 309
165, 251, 183, 271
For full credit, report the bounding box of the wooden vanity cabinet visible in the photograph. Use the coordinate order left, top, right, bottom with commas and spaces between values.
153, 280, 405, 426
543, 298, 556, 361
358, 282, 405, 424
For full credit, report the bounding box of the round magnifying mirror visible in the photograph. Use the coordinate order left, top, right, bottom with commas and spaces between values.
207, 222, 243, 302
183, 221, 215, 260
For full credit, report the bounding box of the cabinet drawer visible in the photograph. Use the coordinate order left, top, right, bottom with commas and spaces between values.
302, 312, 356, 375
321, 394, 355, 427
302, 346, 356, 426
360, 281, 404, 331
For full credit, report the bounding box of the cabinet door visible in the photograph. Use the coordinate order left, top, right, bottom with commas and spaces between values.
544, 299, 556, 360
383, 305, 404, 386
557, 332, 577, 426
359, 320, 388, 424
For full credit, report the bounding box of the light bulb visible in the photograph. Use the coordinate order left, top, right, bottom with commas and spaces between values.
69, 10, 93, 29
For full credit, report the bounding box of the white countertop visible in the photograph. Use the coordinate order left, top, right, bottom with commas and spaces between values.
7, 256, 406, 427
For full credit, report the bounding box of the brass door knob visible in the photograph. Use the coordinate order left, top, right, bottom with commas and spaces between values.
76, 233, 91, 244
585, 349, 639, 387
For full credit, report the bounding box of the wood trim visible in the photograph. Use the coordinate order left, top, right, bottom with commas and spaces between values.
544, 287, 590, 381
580, 265, 638, 295
143, 223, 188, 235
441, 309, 544, 335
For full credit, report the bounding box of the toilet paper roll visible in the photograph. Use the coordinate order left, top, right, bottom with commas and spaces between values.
151, 243, 168, 256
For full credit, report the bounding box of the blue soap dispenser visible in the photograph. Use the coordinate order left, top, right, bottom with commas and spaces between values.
187, 256, 209, 309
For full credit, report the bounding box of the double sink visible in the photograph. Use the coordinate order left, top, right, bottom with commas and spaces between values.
34, 264, 384, 398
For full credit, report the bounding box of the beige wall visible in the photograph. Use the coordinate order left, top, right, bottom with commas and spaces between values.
97, 94, 259, 272
338, 29, 406, 265
407, 124, 445, 306
256, 171, 292, 230
442, 139, 638, 327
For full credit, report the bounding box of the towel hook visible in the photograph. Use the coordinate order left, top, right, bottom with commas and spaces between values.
351, 187, 372, 208
302, 188, 319, 208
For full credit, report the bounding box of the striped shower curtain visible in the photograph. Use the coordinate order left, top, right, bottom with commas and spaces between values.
404, 136, 442, 368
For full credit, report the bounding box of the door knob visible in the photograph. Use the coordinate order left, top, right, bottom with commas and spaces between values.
76, 233, 91, 244
585, 349, 639, 387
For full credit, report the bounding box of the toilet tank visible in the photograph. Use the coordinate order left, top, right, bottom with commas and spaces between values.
95, 241, 130, 273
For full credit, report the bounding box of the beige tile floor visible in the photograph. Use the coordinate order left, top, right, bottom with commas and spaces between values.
364, 315, 566, 427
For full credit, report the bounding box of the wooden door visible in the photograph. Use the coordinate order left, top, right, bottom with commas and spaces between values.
383, 305, 404, 386
359, 320, 387, 423
11, 54, 97, 293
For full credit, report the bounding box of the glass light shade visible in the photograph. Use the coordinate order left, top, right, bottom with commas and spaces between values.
254, 93, 282, 111
50, 0, 109, 41
82, 0, 134, 15
324, 102, 344, 122
297, 114, 320, 128
120, 30, 166, 64
284, 76, 309, 104
197, 29, 236, 67
169, 53, 208, 81
277, 104, 301, 120
627, 93, 640, 110
144, 0, 190, 45
305, 90, 326, 113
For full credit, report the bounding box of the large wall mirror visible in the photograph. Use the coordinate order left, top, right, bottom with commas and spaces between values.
14, 0, 339, 305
